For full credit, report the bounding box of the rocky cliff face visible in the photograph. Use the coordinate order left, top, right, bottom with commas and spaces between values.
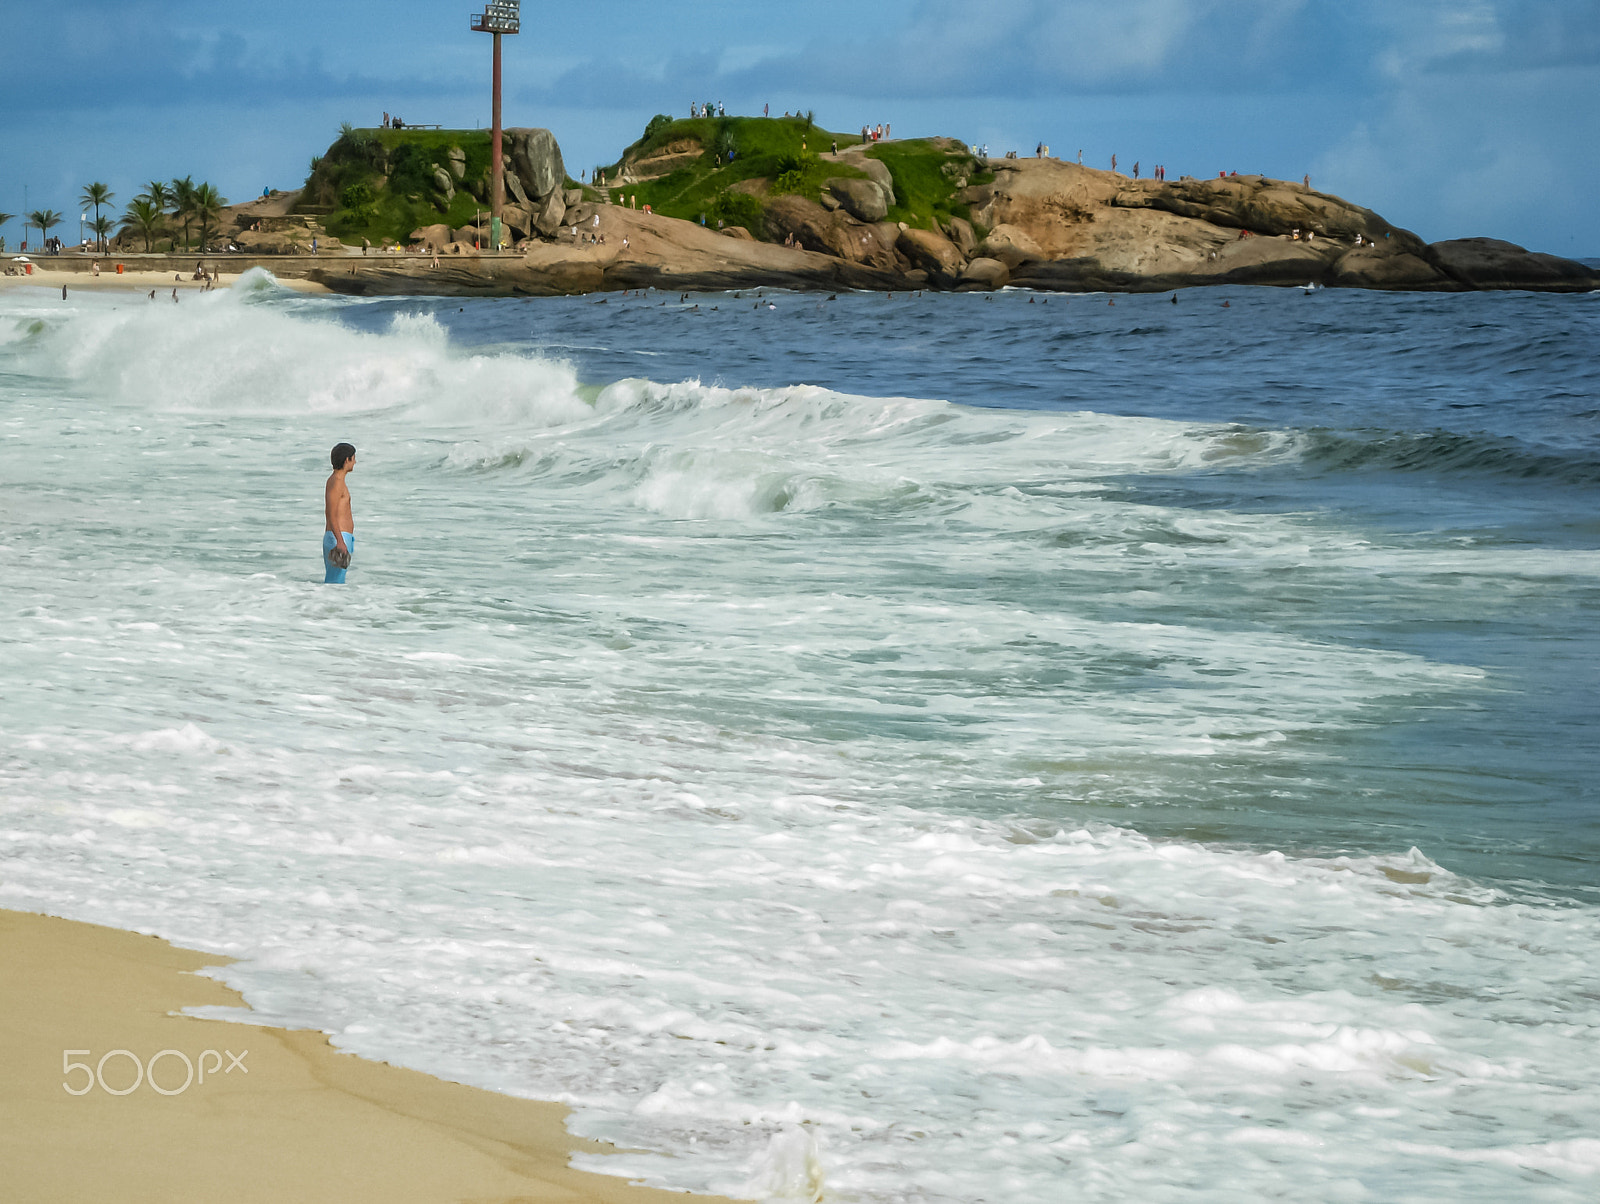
955, 159, 1597, 293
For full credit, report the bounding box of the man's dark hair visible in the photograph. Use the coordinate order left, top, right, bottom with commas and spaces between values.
331, 442, 356, 469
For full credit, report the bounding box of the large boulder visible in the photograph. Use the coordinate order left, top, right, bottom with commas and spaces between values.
943, 216, 977, 256
858, 157, 897, 206
762, 197, 902, 269
446, 147, 467, 181
1331, 246, 1455, 290
828, 178, 889, 223
1113, 175, 1427, 253
505, 128, 566, 202
410, 223, 452, 250
534, 189, 567, 238
432, 168, 455, 204
896, 226, 966, 277
974, 224, 1045, 269
1428, 238, 1600, 291
958, 257, 1009, 290
500, 203, 535, 238
504, 168, 530, 206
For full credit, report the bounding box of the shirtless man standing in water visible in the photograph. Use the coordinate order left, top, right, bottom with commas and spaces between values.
323, 443, 356, 583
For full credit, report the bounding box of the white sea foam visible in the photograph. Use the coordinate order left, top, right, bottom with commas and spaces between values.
2, 291, 1597, 1202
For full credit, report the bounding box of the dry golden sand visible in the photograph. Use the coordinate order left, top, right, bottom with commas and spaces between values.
0, 908, 745, 1204
0, 268, 331, 294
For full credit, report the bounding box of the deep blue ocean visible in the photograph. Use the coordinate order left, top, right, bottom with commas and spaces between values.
3, 275, 1597, 1201
459, 283, 1600, 896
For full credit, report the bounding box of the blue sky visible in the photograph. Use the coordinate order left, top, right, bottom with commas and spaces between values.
3, 0, 1596, 254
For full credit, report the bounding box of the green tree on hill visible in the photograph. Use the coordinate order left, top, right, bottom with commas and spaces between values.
80, 182, 113, 251
170, 176, 197, 249
192, 183, 227, 250
120, 198, 164, 252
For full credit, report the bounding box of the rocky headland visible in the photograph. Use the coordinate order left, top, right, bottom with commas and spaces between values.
102, 118, 1600, 297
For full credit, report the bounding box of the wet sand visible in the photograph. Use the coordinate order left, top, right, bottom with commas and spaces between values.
0, 908, 744, 1204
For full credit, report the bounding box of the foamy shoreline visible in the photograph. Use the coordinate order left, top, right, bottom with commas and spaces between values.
0, 907, 747, 1203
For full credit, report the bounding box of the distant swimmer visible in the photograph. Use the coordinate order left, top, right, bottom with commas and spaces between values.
324, 443, 356, 584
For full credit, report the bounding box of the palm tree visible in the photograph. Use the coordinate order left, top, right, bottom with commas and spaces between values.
192, 182, 227, 250
170, 176, 197, 249
29, 209, 62, 249
91, 215, 114, 252
120, 198, 164, 252
139, 180, 171, 215
80, 183, 114, 251
0, 211, 12, 253
136, 182, 172, 249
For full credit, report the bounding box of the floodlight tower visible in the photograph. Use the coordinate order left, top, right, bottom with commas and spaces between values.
471, 0, 520, 250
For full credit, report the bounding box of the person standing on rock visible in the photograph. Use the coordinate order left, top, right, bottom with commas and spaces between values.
1111, 153, 1118, 173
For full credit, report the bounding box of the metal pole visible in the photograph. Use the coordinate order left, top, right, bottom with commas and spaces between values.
491, 31, 503, 251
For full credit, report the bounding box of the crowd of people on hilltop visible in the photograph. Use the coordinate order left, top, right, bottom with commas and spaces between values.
861, 123, 891, 142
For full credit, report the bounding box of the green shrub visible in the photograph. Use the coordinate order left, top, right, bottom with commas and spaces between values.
711, 192, 764, 232
644, 114, 673, 141
387, 144, 440, 196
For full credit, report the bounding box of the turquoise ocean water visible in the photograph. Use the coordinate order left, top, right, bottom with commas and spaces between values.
1, 274, 1597, 1201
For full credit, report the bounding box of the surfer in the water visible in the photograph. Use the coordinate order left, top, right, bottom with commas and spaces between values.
323, 443, 356, 583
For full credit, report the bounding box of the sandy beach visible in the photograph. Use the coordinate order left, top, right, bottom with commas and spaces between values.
0, 264, 331, 295
0, 908, 745, 1204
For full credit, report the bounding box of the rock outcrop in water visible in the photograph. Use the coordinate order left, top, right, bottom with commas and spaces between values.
959, 159, 1596, 293
290, 118, 1596, 298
